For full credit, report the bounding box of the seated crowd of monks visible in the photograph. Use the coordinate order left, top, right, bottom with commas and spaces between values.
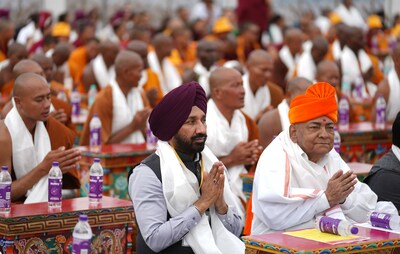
0, 0, 400, 244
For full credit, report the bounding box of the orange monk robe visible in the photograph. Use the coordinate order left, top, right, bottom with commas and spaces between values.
368, 53, 384, 86
68, 46, 89, 93
50, 80, 69, 96
46, 116, 80, 189
80, 86, 150, 146
236, 35, 261, 64
268, 81, 285, 108
142, 68, 163, 107
325, 42, 336, 61
51, 95, 75, 131
10, 116, 80, 192
169, 41, 197, 74
241, 111, 260, 233
0, 51, 5, 62
0, 79, 13, 99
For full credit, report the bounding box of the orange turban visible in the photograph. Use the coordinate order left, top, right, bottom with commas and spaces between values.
289, 82, 338, 124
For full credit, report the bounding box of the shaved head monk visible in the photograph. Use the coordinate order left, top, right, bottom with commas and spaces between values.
272, 28, 304, 91
242, 49, 284, 122
0, 73, 81, 203
129, 81, 244, 253
206, 67, 262, 216
251, 82, 397, 234
126, 40, 163, 107
80, 50, 151, 145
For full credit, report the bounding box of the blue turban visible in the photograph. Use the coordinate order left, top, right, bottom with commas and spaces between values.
149, 81, 207, 141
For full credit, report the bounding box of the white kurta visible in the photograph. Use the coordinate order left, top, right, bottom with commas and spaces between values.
296, 50, 316, 81
206, 99, 248, 218
387, 69, 400, 122
251, 129, 395, 234
242, 73, 271, 120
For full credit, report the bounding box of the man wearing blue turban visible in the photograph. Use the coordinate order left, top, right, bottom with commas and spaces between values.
129, 81, 245, 254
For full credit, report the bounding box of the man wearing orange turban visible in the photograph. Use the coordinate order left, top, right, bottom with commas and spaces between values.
250, 82, 397, 234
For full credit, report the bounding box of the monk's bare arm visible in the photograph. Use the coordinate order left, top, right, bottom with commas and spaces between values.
0, 122, 48, 201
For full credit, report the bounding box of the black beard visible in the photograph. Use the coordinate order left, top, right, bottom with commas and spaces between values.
173, 133, 207, 155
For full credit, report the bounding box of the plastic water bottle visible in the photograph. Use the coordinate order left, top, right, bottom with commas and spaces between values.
338, 96, 350, 131
89, 158, 103, 203
146, 121, 158, 150
375, 94, 386, 129
316, 216, 359, 236
88, 84, 97, 108
369, 211, 400, 230
0, 166, 11, 213
334, 126, 341, 154
57, 90, 68, 102
71, 88, 81, 122
341, 74, 351, 97
383, 56, 394, 75
89, 114, 102, 152
72, 214, 93, 254
353, 75, 364, 100
48, 162, 62, 208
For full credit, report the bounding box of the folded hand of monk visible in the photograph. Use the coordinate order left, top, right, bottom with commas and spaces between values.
227, 141, 261, 167
194, 162, 225, 215
325, 170, 357, 207
131, 107, 151, 132
40, 146, 81, 174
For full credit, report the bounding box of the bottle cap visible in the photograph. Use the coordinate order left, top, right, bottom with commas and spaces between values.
350, 227, 359, 234
1, 166, 8, 171
79, 214, 88, 222
90, 84, 96, 89
94, 158, 100, 163
52, 161, 59, 167
93, 113, 98, 117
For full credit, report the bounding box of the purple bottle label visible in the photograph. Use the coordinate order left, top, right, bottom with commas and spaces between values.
0, 183, 11, 209
48, 178, 62, 202
72, 102, 81, 116
319, 217, 340, 235
370, 212, 392, 229
72, 237, 91, 254
89, 128, 101, 147
376, 108, 385, 124
89, 176, 103, 199
354, 81, 363, 98
339, 108, 349, 125
334, 143, 340, 153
